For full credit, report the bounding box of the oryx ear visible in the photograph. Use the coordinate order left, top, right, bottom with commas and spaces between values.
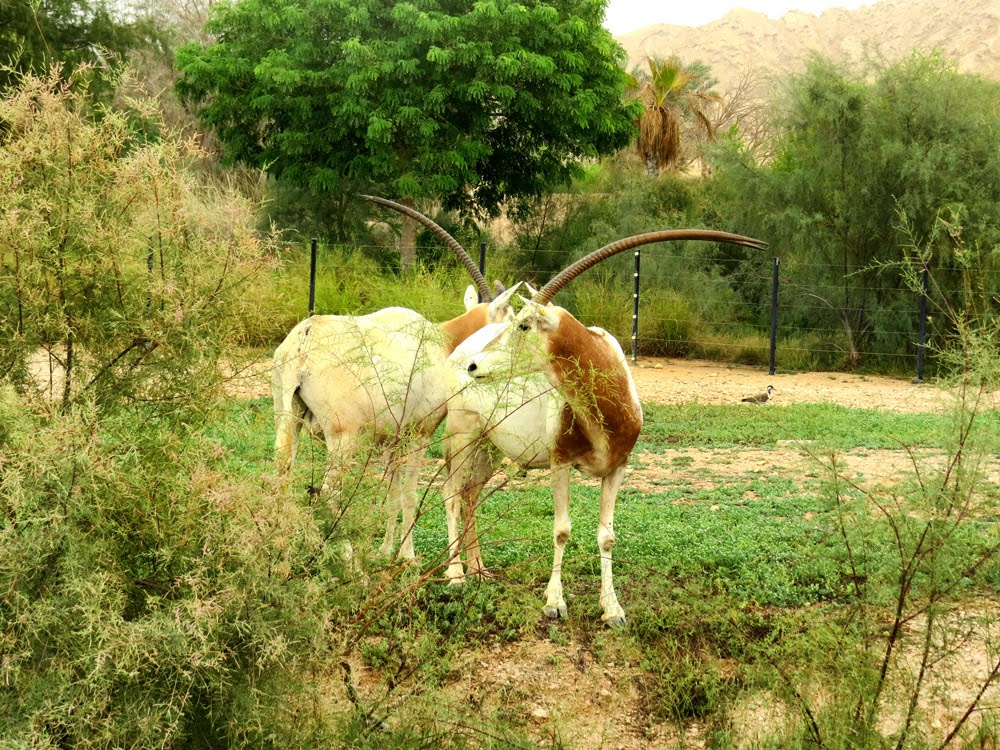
493, 280, 506, 296
487, 282, 522, 322
524, 281, 539, 297
463, 284, 477, 311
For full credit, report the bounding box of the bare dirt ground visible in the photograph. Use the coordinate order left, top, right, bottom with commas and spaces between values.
627, 356, 984, 414
229, 353, 995, 413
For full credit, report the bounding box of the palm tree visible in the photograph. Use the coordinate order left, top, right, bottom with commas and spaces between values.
630, 55, 720, 176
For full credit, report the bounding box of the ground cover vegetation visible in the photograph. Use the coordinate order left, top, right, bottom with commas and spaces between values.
3, 9, 1000, 747
197, 349, 1000, 748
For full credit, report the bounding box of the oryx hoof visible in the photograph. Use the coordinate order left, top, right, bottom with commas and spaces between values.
447, 576, 466, 587
384, 542, 417, 563
543, 603, 568, 620
602, 613, 627, 630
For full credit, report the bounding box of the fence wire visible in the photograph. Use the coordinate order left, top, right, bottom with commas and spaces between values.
297, 241, 991, 379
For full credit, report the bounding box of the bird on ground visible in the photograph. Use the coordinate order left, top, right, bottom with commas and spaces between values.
741, 385, 774, 404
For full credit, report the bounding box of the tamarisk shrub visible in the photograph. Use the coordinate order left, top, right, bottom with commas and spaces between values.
0, 69, 351, 746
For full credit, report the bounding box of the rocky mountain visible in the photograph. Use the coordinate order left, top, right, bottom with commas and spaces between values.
615, 0, 1000, 93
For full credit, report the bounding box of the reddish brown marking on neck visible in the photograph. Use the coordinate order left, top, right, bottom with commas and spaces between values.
546, 313, 642, 473
437, 304, 490, 354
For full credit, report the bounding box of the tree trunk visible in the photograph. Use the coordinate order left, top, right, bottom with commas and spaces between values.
841, 313, 861, 367
399, 197, 418, 269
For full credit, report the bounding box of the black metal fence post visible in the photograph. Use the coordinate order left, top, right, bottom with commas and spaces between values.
769, 257, 779, 376
632, 248, 640, 363
479, 241, 487, 303
914, 263, 929, 384
308, 237, 318, 316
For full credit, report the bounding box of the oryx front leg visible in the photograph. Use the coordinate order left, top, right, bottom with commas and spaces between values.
597, 464, 627, 629
543, 466, 572, 620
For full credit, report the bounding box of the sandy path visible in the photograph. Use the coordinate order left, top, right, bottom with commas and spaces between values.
627, 357, 997, 413
231, 354, 994, 414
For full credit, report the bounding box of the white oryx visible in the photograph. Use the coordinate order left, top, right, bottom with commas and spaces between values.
271, 195, 518, 561
442, 230, 769, 627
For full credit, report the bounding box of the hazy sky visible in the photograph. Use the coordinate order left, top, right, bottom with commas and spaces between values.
603, 0, 882, 35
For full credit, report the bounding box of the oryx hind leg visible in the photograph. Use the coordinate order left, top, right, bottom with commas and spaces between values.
597, 464, 627, 629
273, 387, 308, 476
380, 444, 420, 561
319, 428, 360, 505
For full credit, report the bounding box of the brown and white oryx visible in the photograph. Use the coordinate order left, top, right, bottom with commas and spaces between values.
442, 230, 769, 627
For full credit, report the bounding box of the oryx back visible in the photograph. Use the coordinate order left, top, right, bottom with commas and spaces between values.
272, 307, 448, 472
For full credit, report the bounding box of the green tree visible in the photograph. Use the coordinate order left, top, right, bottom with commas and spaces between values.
711, 52, 1000, 367
630, 55, 719, 176
0, 0, 157, 95
174, 0, 640, 263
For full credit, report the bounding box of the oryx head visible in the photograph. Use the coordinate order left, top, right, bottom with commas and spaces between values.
465, 297, 562, 380
465, 229, 770, 381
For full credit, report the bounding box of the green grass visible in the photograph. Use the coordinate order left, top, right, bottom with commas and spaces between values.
202, 392, 1000, 747
211, 397, 995, 613
205, 397, 275, 476
638, 401, 956, 451
410, 478, 842, 609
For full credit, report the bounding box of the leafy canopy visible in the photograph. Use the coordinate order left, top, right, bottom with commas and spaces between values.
0, 0, 158, 96
175, 0, 640, 218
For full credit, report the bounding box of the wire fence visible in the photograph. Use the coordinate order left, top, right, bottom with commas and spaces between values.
301, 239, 994, 381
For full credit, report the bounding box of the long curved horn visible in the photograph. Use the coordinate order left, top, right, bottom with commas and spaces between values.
360, 195, 493, 302
533, 229, 769, 305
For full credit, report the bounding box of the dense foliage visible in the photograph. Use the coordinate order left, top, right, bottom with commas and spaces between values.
0, 396, 349, 746
0, 70, 275, 414
0, 70, 357, 747
174, 0, 640, 224
710, 52, 1000, 367
0, 0, 159, 96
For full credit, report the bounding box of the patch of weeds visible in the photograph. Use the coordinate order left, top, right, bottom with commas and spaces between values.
638, 402, 951, 452
336, 692, 538, 749
624, 584, 807, 732
547, 624, 570, 646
